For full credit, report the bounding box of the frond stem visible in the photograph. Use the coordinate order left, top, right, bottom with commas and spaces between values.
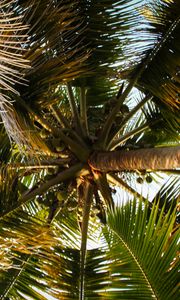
0, 255, 30, 300
98, 15, 180, 149
0, 163, 83, 219
50, 105, 69, 128
111, 229, 157, 299
66, 82, 85, 137
80, 86, 89, 136
98, 77, 138, 149
80, 182, 93, 300
92, 171, 114, 208
108, 94, 152, 145
17, 97, 89, 160
108, 121, 150, 150
107, 173, 150, 206
5, 158, 70, 170
21, 163, 83, 202
51, 105, 89, 149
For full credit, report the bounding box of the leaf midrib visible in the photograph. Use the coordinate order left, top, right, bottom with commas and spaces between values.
113, 231, 158, 300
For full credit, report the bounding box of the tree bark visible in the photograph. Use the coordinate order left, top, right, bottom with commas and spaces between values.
89, 146, 180, 171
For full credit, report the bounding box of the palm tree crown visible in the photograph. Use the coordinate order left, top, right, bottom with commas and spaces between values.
0, 0, 179, 299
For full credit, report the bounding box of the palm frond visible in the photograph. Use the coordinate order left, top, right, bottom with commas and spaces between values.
0, 0, 30, 148
0, 198, 81, 299
17, 0, 89, 103
0, 160, 53, 218
152, 175, 180, 216
0, 192, 179, 298
121, 0, 180, 108
84, 248, 111, 299
0, 244, 80, 300
105, 199, 179, 299
107, 173, 149, 204
137, 100, 180, 147
0, 190, 101, 299
71, 0, 145, 105
110, 96, 180, 151
0, 125, 12, 162
0, 165, 21, 217
0, 103, 52, 153
0, 0, 29, 103
143, 100, 179, 133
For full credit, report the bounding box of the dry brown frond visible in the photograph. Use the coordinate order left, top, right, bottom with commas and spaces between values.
0, 0, 29, 100
0, 1, 31, 150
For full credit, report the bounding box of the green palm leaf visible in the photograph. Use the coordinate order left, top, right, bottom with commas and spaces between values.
0, 246, 80, 300
121, 0, 180, 109
0, 193, 179, 298
0, 201, 81, 299
106, 199, 179, 299
152, 175, 180, 217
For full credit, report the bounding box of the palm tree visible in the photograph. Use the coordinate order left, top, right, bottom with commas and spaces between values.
0, 0, 179, 299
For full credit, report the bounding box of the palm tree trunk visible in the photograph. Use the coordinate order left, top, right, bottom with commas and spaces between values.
89, 146, 180, 171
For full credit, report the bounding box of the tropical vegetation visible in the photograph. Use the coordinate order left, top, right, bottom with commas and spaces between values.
0, 0, 179, 299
